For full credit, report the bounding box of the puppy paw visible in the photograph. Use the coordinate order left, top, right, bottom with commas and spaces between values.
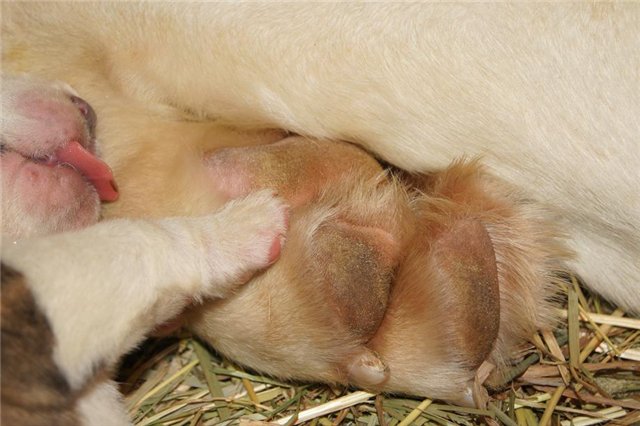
199, 189, 289, 297
346, 347, 390, 388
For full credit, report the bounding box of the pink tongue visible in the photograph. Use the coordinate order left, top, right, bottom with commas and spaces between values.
55, 141, 119, 202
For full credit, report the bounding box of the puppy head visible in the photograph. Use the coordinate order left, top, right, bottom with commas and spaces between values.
1, 74, 118, 239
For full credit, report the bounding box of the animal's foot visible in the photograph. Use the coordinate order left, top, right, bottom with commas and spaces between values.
346, 347, 390, 388
196, 189, 289, 297
446, 361, 494, 408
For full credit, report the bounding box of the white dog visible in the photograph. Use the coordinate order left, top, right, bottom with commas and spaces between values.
0, 75, 288, 425
2, 3, 637, 312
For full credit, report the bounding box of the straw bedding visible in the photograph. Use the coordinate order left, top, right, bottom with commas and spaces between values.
119, 275, 639, 426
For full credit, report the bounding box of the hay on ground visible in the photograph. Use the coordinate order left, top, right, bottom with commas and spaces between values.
120, 276, 640, 425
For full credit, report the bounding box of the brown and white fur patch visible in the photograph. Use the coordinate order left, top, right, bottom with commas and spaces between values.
0, 75, 288, 426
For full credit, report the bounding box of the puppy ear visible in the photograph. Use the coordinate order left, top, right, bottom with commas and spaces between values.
309, 172, 413, 339
429, 217, 501, 369
312, 218, 397, 338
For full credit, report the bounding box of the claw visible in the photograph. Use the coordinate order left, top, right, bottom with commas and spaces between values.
347, 347, 390, 388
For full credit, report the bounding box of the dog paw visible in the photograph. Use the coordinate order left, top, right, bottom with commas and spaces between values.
199, 189, 289, 297
346, 347, 390, 388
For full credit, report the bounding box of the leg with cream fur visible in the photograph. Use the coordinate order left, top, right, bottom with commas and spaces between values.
1, 191, 287, 425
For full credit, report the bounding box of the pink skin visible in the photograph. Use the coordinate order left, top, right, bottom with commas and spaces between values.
204, 151, 254, 200
1, 150, 101, 233
8, 91, 96, 154
1, 75, 118, 240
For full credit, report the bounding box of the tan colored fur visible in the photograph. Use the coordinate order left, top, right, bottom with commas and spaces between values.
2, 2, 636, 407
369, 162, 567, 403
187, 138, 567, 404
2, 3, 637, 312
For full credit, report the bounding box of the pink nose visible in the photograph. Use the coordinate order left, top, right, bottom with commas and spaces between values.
69, 95, 97, 137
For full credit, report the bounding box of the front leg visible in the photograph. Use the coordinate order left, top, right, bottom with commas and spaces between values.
2, 190, 288, 390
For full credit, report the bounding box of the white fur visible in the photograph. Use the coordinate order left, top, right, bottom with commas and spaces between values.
1, 74, 102, 239
1, 73, 288, 425
76, 382, 131, 426
1, 74, 79, 152
2, 190, 287, 425
2, 3, 638, 310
